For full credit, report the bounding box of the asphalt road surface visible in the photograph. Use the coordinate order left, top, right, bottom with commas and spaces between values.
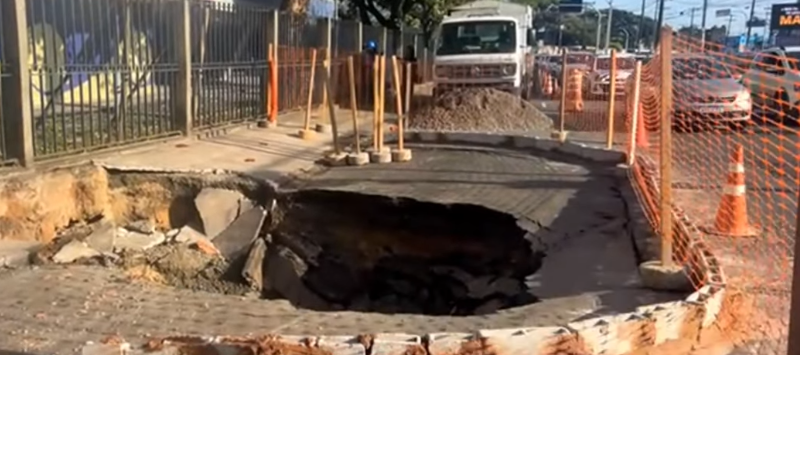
537, 98, 798, 294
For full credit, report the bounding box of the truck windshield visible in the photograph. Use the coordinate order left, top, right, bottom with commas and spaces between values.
436, 20, 517, 56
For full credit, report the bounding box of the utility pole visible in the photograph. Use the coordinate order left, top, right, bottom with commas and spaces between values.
745, 0, 757, 46
655, 0, 665, 47
700, 0, 709, 50
690, 8, 697, 29
595, 11, 604, 50
635, 0, 646, 51
605, 0, 614, 50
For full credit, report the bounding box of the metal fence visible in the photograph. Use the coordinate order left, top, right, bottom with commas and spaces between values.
191, 1, 269, 128
26, 0, 181, 160
0, 0, 424, 165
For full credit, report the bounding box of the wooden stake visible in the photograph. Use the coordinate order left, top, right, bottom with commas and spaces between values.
321, 47, 330, 124
378, 55, 386, 151
302, 48, 318, 132
372, 57, 379, 150
404, 62, 412, 128
391, 56, 404, 151
321, 64, 341, 155
347, 56, 361, 154
268, 43, 278, 124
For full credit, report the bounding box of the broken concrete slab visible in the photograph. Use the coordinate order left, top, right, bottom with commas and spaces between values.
85, 221, 116, 253
125, 219, 157, 235
266, 246, 329, 310
114, 229, 166, 252
52, 240, 101, 264
0, 240, 40, 268
172, 226, 209, 245
242, 238, 267, 291
194, 188, 246, 240
212, 206, 266, 260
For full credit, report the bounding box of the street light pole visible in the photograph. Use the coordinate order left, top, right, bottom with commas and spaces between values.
635, 0, 646, 50
655, 0, 665, 47
700, 0, 709, 49
596, 11, 603, 50
619, 29, 630, 50
745, 0, 757, 46
605, 0, 614, 50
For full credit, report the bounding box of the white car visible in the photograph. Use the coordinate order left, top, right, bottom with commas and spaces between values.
741, 46, 800, 121
584, 53, 635, 99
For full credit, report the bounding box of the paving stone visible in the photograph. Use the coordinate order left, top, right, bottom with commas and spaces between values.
52, 240, 100, 264
371, 333, 426, 355
212, 206, 266, 260
114, 229, 166, 252
0, 240, 40, 268
427, 332, 476, 355
477, 327, 582, 355
317, 336, 367, 355
194, 188, 246, 240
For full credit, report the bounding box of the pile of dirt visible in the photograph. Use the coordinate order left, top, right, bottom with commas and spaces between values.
409, 88, 553, 133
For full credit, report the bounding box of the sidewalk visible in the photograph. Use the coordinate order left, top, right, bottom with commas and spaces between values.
94, 108, 372, 183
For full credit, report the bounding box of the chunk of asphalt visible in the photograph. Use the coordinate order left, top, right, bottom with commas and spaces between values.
242, 238, 267, 291
212, 206, 266, 261
266, 245, 329, 310
194, 188, 246, 240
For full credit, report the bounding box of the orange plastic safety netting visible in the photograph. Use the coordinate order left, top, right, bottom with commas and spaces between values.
627, 30, 796, 354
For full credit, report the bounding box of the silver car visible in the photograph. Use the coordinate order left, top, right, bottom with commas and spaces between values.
673, 54, 752, 128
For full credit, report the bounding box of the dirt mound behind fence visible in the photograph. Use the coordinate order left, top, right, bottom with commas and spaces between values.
409, 88, 553, 133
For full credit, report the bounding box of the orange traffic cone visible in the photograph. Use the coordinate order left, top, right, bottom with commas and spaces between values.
564, 69, 584, 112
543, 72, 553, 96
710, 144, 759, 237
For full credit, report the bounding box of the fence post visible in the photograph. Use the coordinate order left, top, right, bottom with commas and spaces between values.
173, 0, 192, 135
558, 49, 568, 138
659, 27, 674, 266
320, 18, 333, 124
0, 0, 34, 166
268, 10, 279, 125
381, 27, 388, 56
605, 49, 617, 149
627, 61, 642, 166
356, 22, 363, 51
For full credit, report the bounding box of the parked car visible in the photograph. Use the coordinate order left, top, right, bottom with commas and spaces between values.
741, 46, 800, 121
584, 53, 636, 99
672, 54, 752, 128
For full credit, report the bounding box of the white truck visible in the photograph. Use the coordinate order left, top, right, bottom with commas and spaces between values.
431, 0, 534, 99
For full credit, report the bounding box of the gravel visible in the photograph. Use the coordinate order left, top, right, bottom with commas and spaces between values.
408, 88, 553, 133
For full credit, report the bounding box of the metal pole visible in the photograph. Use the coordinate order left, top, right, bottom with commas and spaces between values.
605, 49, 617, 149
655, 0, 665, 47
690, 8, 696, 29
745, 0, 757, 45
559, 49, 568, 134
636, 0, 646, 50
595, 12, 603, 50
727, 15, 733, 38
659, 27, 673, 267
605, 0, 614, 50
700, 0, 709, 49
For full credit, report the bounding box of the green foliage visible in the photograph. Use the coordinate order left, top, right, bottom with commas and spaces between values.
534, 7, 657, 49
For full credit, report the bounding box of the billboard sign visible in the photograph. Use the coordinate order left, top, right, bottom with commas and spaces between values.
716, 9, 731, 18
558, 0, 583, 14
772, 3, 800, 30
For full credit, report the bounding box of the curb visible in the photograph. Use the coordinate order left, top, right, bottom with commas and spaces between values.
79, 132, 727, 355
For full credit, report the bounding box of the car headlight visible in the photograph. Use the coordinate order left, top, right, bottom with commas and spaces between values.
501, 64, 516, 76
735, 90, 751, 103
435, 66, 449, 78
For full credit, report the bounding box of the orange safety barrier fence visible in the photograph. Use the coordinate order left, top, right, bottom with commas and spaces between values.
626, 28, 796, 353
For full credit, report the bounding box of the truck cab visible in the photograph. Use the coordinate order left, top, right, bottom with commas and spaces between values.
432, 1, 534, 99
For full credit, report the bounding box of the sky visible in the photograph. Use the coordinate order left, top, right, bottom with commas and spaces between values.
610, 0, 782, 36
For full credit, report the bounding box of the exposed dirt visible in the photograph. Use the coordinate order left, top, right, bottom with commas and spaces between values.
118, 244, 251, 296
408, 88, 553, 133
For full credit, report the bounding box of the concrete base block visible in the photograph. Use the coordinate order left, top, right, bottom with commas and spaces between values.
315, 123, 332, 134
256, 119, 269, 128
346, 152, 370, 166
297, 128, 317, 140
324, 152, 348, 167
390, 148, 413, 162
639, 260, 694, 292
369, 151, 392, 164
550, 130, 568, 143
